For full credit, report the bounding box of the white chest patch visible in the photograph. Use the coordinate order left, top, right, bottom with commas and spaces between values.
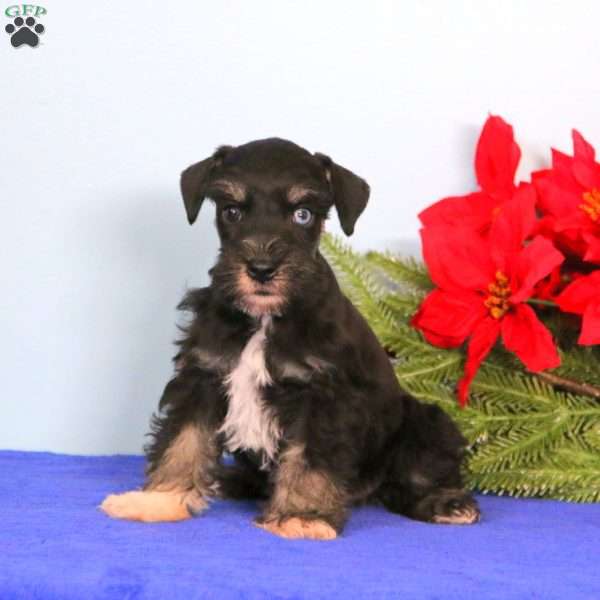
218, 316, 281, 467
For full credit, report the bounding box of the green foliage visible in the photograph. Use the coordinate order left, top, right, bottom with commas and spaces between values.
320, 233, 600, 503
556, 345, 600, 388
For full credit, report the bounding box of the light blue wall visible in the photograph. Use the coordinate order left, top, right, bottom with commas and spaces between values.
2, 1, 599, 454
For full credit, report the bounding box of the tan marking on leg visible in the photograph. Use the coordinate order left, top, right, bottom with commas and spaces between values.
260, 443, 346, 536
256, 517, 337, 540
102, 423, 218, 523
266, 444, 345, 516
146, 424, 215, 489
432, 506, 481, 525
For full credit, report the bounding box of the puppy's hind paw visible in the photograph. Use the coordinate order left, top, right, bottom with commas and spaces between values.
432, 505, 480, 525
428, 489, 481, 525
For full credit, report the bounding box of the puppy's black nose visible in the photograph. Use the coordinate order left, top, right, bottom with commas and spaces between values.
247, 261, 276, 283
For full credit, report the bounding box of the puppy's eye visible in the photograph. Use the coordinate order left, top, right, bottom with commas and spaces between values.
222, 206, 242, 224
292, 207, 314, 226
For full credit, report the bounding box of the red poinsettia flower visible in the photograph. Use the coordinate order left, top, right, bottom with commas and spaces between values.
532, 265, 564, 302
412, 192, 564, 405
532, 265, 585, 302
533, 130, 600, 263
555, 271, 600, 345
419, 115, 521, 233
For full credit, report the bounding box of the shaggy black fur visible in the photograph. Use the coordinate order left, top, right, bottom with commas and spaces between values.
144, 138, 480, 534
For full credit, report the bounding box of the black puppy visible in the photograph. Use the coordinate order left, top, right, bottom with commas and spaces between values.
101, 138, 480, 539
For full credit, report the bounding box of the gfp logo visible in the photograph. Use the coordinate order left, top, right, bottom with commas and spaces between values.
5, 4, 46, 47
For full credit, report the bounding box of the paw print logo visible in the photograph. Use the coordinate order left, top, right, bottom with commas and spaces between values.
5, 16, 45, 48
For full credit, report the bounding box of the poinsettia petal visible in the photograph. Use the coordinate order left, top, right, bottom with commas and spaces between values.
533, 214, 558, 241
420, 226, 495, 292
579, 300, 600, 345
553, 210, 593, 233
501, 304, 561, 372
573, 161, 600, 191
419, 329, 465, 348
411, 289, 487, 348
531, 168, 551, 183
533, 265, 564, 301
534, 177, 582, 219
573, 130, 596, 163
556, 271, 600, 314
582, 231, 600, 264
418, 192, 497, 231
489, 183, 537, 268
551, 149, 576, 183
572, 130, 600, 190
509, 236, 565, 304
457, 317, 501, 406
475, 115, 520, 196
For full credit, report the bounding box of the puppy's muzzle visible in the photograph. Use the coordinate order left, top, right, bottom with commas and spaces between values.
247, 259, 278, 284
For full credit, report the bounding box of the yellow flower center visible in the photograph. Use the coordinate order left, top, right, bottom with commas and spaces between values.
580, 188, 600, 222
484, 271, 511, 319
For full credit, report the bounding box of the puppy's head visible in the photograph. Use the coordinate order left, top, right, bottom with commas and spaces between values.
180, 138, 369, 317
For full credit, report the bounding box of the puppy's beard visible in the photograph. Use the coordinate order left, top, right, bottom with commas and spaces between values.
236, 270, 287, 317
240, 294, 285, 318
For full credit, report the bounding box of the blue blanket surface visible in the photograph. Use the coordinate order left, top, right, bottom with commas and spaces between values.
1, 450, 598, 599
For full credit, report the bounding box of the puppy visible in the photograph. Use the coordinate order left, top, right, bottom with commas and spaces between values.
101, 138, 480, 539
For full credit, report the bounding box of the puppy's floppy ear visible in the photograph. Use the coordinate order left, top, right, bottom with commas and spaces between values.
315, 152, 370, 236
180, 145, 234, 225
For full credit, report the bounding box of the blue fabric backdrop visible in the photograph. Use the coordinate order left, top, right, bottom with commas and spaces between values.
1, 450, 598, 599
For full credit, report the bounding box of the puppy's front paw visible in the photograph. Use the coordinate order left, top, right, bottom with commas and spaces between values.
100, 490, 207, 523
255, 516, 337, 540
428, 489, 481, 525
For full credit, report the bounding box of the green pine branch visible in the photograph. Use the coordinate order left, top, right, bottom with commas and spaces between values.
364, 251, 434, 292
556, 346, 600, 388
321, 233, 600, 503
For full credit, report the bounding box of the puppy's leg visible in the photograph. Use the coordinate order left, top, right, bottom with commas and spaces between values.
378, 399, 480, 525
255, 443, 346, 541
101, 370, 222, 522
379, 482, 480, 525
101, 422, 217, 522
